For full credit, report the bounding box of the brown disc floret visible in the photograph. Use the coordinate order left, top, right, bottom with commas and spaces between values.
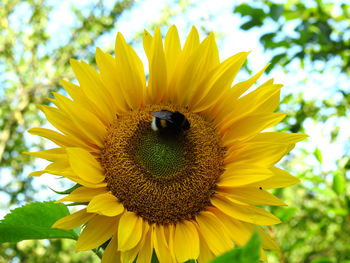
101, 104, 225, 225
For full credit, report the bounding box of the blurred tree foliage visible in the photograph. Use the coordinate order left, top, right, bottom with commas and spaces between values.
0, 0, 135, 261
235, 1, 350, 74
234, 0, 350, 132
234, 1, 350, 262
0, 0, 134, 200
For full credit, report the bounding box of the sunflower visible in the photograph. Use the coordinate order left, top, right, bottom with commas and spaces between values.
27, 26, 306, 262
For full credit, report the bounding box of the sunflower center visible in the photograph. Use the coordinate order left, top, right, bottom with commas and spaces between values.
136, 131, 185, 177
101, 104, 225, 224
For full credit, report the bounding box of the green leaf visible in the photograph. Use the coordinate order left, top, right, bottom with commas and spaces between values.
234, 4, 256, 16
314, 147, 322, 164
210, 230, 261, 263
313, 187, 337, 199
310, 257, 333, 263
345, 196, 350, 214
240, 18, 263, 30
275, 207, 297, 221
270, 4, 284, 21
333, 172, 346, 195
266, 53, 285, 73
0, 201, 78, 243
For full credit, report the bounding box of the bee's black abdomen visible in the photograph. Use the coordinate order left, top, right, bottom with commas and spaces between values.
152, 110, 190, 134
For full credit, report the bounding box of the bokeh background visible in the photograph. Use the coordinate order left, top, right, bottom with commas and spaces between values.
1, 0, 350, 262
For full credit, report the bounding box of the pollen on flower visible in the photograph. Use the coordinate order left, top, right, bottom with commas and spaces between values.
101, 104, 226, 224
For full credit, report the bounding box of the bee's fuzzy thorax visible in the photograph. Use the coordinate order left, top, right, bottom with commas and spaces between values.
152, 110, 190, 134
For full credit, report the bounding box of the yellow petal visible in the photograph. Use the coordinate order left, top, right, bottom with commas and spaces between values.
136, 227, 153, 263
118, 211, 143, 251
230, 63, 270, 100
181, 26, 200, 59
205, 88, 238, 123
115, 33, 145, 109
153, 225, 172, 263
218, 84, 283, 132
176, 33, 220, 105
233, 83, 282, 114
197, 233, 215, 263
250, 132, 308, 144
52, 208, 95, 230
101, 235, 121, 263
37, 105, 95, 150
257, 167, 300, 189
95, 48, 129, 113
60, 79, 109, 126
70, 59, 115, 122
52, 92, 106, 147
27, 128, 74, 148
220, 187, 287, 206
217, 164, 274, 187
225, 141, 294, 167
75, 215, 118, 251
24, 148, 66, 162
87, 192, 124, 216
121, 220, 150, 263
190, 52, 249, 112
173, 220, 199, 262
212, 209, 254, 246
60, 169, 107, 189
168, 26, 199, 100
255, 79, 282, 114
260, 248, 267, 261
255, 88, 281, 113
257, 227, 279, 251
147, 27, 167, 104
57, 186, 107, 203
28, 170, 46, 177
43, 159, 70, 175
195, 211, 233, 256
164, 224, 177, 263
66, 147, 105, 183
222, 113, 287, 144
165, 25, 181, 82
208, 64, 270, 123
259, 78, 274, 88
211, 195, 281, 225
143, 29, 153, 61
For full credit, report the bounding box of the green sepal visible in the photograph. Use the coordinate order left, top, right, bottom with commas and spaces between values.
50, 183, 81, 195
65, 202, 89, 206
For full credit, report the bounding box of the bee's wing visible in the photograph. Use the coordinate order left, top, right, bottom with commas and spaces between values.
152, 111, 173, 122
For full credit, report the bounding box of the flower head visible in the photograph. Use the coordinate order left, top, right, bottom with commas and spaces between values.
27, 26, 306, 262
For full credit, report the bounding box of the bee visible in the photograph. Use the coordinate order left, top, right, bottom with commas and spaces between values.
152, 110, 190, 134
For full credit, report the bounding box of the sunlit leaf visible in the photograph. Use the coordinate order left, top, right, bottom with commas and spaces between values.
210, 230, 261, 263
0, 202, 78, 243
314, 147, 322, 164
270, 4, 284, 21
333, 172, 346, 195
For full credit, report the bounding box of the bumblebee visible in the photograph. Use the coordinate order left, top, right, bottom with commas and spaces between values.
152, 110, 190, 134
